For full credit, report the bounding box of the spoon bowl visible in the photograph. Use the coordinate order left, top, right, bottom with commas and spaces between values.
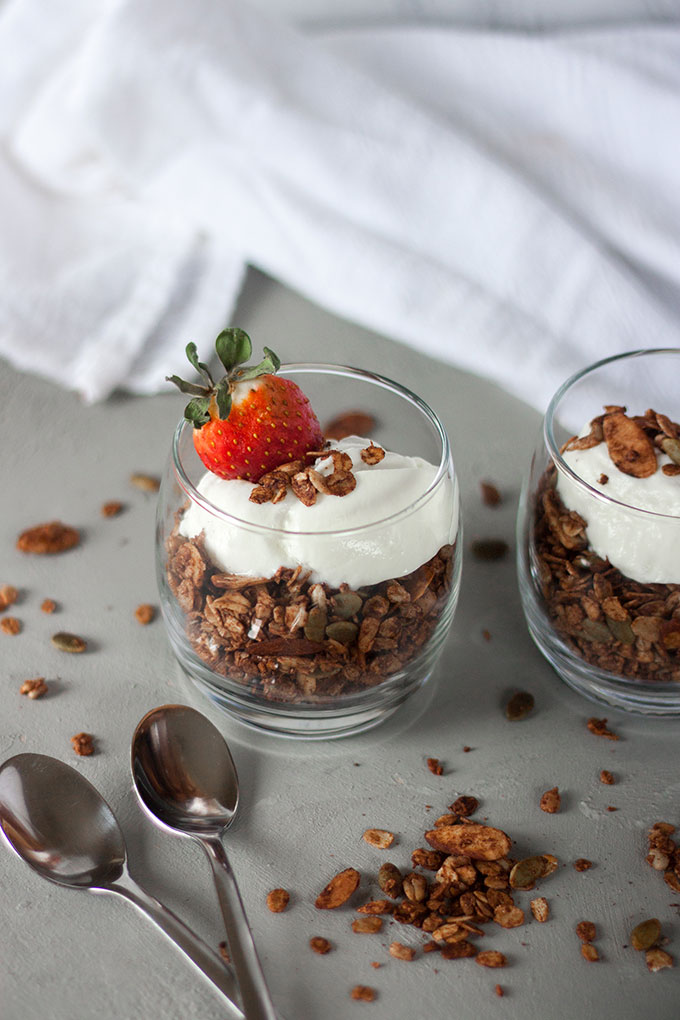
132, 704, 238, 835
0, 753, 125, 887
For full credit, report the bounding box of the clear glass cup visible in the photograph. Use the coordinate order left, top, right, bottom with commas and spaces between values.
517, 349, 680, 715
156, 364, 461, 738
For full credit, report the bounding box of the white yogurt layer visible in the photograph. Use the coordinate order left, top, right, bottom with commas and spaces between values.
557, 433, 680, 584
179, 437, 457, 589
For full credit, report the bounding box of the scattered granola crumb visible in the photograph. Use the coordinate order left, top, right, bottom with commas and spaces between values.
20, 677, 48, 699
101, 501, 124, 517
576, 922, 596, 943
362, 828, 395, 849
574, 858, 593, 872
71, 732, 94, 756
530, 897, 549, 923
134, 603, 156, 625
581, 943, 600, 962
130, 472, 160, 492
266, 888, 290, 913
482, 628, 492, 641
360, 443, 385, 465
471, 539, 509, 561
505, 690, 534, 721
450, 795, 478, 817
309, 937, 331, 955
540, 787, 561, 814
463, 746, 471, 753
423, 941, 440, 954
369, 961, 381, 969
599, 769, 615, 785
0, 616, 21, 635
218, 941, 230, 963
495, 984, 504, 997
427, 757, 443, 776
606, 805, 618, 812
587, 717, 619, 740
315, 868, 360, 909
476, 951, 507, 969
350, 985, 376, 1002
389, 942, 415, 961
646, 948, 674, 972
480, 481, 502, 507
352, 916, 383, 934
598, 473, 609, 485
17, 521, 80, 555
0, 584, 18, 610
40, 598, 57, 614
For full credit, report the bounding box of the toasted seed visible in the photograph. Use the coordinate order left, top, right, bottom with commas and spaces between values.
130, 472, 160, 492
494, 905, 524, 929
357, 900, 394, 915
505, 691, 534, 721
476, 951, 507, 969
631, 918, 661, 951
51, 632, 87, 653
351, 916, 382, 934
310, 936, 332, 955
304, 606, 327, 642
333, 592, 363, 619
377, 862, 403, 898
581, 944, 599, 962
362, 828, 394, 849
315, 867, 360, 909
389, 942, 415, 961
509, 855, 557, 890
530, 897, 549, 922
425, 823, 511, 861
266, 888, 290, 913
645, 948, 673, 972
325, 621, 358, 645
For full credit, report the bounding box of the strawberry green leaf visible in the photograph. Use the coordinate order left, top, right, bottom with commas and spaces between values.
185, 342, 214, 387
166, 374, 209, 397
184, 396, 212, 428
215, 328, 252, 373
235, 346, 281, 382
215, 379, 233, 420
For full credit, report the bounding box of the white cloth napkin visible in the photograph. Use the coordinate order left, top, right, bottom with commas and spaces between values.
1, 0, 679, 408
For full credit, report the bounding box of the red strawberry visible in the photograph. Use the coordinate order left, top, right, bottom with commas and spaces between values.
167, 328, 324, 481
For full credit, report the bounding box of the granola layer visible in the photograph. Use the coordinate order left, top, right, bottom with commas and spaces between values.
166, 532, 454, 703
532, 466, 680, 684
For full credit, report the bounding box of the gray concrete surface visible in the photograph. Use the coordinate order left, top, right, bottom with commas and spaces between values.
1, 271, 678, 1019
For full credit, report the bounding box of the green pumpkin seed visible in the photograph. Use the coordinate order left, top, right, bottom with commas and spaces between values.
661, 437, 680, 466
325, 621, 358, 645
509, 855, 557, 890
51, 632, 87, 653
332, 592, 363, 619
580, 619, 612, 643
304, 606, 327, 643
605, 617, 635, 645
631, 918, 661, 951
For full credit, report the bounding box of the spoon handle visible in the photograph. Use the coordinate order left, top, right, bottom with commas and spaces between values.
201, 835, 279, 1020
109, 872, 244, 1019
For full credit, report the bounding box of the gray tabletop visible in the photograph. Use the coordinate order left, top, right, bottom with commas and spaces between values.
1, 271, 678, 1019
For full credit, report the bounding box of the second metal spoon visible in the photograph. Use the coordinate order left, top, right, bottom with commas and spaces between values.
131, 704, 278, 1020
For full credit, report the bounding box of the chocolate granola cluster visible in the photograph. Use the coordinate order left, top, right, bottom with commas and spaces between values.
166, 533, 454, 703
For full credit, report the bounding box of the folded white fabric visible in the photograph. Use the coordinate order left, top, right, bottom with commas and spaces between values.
1, 0, 679, 407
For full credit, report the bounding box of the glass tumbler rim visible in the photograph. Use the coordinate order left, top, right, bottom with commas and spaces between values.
543, 347, 680, 523
171, 361, 453, 539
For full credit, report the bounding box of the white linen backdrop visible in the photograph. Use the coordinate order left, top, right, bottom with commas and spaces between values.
0, 0, 679, 406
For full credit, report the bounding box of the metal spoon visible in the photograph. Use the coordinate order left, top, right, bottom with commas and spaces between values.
0, 752, 243, 1019
131, 705, 278, 1020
